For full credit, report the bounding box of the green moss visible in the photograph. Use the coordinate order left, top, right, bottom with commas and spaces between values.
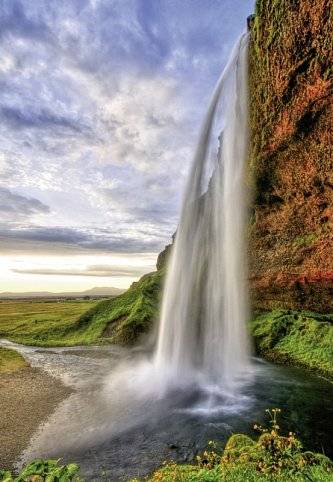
291, 233, 319, 247
250, 309, 333, 379
0, 347, 29, 373
223, 434, 258, 464
72, 269, 164, 346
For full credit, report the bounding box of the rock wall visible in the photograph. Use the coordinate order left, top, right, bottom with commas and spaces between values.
248, 0, 333, 312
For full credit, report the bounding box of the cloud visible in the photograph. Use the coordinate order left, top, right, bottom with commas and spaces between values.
0, 0, 254, 266
0, 104, 92, 133
12, 263, 149, 278
0, 0, 52, 43
0, 224, 163, 254
0, 188, 50, 220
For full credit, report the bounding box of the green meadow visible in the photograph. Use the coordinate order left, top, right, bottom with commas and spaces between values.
0, 299, 99, 347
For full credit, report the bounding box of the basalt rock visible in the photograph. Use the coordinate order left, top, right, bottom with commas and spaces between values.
248, 0, 333, 313
247, 14, 255, 31
156, 242, 172, 271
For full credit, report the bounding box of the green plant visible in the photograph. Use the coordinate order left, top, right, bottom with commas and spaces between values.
0, 459, 81, 482
252, 408, 304, 476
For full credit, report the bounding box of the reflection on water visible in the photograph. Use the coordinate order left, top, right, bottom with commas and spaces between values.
1, 340, 332, 481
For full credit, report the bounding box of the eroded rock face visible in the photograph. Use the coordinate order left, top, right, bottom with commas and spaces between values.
248, 0, 333, 312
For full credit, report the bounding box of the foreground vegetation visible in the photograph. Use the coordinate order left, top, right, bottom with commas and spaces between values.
0, 270, 163, 347
250, 309, 333, 380
136, 408, 333, 481
0, 347, 29, 373
1, 410, 332, 481
0, 459, 80, 482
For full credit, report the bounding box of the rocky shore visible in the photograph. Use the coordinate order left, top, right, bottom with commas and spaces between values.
0, 366, 73, 471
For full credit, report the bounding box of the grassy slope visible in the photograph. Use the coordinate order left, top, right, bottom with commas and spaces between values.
250, 309, 333, 379
0, 347, 29, 373
75, 270, 164, 345
0, 270, 163, 347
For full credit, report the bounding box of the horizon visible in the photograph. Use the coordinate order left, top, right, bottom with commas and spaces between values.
0, 0, 254, 292
0, 285, 125, 295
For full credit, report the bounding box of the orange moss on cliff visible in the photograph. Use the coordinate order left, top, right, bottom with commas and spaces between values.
249, 0, 333, 312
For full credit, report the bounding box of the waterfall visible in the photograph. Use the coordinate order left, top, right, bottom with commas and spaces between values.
153, 32, 250, 394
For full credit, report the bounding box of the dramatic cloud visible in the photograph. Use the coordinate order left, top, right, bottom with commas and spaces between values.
0, 225, 163, 253
0, 0, 254, 290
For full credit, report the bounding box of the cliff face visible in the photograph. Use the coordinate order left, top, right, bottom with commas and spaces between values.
248, 0, 333, 313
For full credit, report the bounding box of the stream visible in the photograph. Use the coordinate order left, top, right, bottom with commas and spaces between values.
1, 339, 332, 481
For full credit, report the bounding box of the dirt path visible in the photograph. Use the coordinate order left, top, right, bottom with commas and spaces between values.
0, 367, 73, 472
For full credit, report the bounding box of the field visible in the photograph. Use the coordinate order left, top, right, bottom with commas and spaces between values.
0, 299, 100, 346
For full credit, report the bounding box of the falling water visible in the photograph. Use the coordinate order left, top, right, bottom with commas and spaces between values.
153, 32, 251, 393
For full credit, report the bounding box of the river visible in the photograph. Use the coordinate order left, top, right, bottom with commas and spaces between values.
1, 339, 332, 481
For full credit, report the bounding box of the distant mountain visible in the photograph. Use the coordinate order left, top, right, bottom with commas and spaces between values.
0, 286, 126, 299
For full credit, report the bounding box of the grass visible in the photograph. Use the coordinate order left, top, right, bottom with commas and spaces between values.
0, 347, 29, 373
0, 299, 99, 347
75, 269, 164, 345
250, 309, 333, 379
0, 270, 164, 347
139, 462, 332, 481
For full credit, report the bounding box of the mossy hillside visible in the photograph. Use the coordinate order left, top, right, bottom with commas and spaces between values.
248, 0, 333, 312
250, 309, 333, 379
75, 269, 164, 345
0, 347, 29, 373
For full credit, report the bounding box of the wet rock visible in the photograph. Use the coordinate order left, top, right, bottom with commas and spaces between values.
247, 14, 255, 31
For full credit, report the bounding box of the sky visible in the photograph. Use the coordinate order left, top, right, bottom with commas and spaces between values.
0, 0, 254, 293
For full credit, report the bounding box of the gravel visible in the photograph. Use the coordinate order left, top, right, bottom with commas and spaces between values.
0, 367, 73, 472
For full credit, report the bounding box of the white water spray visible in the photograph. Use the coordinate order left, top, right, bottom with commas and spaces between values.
153, 32, 251, 393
